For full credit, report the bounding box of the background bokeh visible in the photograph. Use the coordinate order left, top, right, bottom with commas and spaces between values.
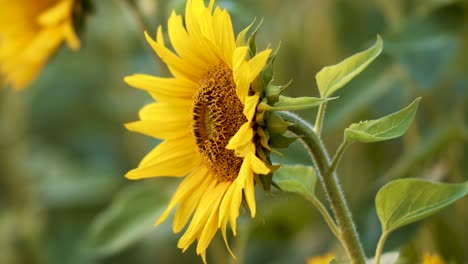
0, 0, 467, 263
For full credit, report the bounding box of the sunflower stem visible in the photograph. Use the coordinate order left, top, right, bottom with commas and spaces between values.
277, 111, 366, 264
314, 103, 327, 135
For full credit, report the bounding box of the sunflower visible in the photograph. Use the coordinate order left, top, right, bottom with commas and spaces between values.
0, 0, 80, 89
422, 252, 445, 264
306, 253, 336, 264
124, 0, 272, 262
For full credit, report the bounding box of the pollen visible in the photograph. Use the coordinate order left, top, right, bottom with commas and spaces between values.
192, 63, 247, 182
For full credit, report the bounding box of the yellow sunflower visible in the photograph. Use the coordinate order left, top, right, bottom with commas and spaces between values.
0, 0, 80, 89
306, 253, 336, 264
124, 0, 272, 262
422, 252, 445, 264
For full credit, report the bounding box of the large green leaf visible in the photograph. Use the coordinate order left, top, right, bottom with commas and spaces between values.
316, 35, 383, 98
273, 165, 317, 197
376, 179, 468, 234
82, 182, 168, 257
344, 98, 421, 143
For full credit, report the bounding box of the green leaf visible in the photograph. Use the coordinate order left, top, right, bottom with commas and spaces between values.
376, 179, 468, 234
273, 165, 317, 197
344, 98, 421, 143
83, 183, 167, 257
259, 96, 334, 111
316, 35, 383, 98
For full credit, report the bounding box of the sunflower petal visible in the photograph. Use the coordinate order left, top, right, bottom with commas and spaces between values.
154, 166, 207, 227
125, 139, 202, 179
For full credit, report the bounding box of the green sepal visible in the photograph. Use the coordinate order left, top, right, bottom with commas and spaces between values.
247, 19, 263, 57
261, 43, 282, 87
259, 96, 335, 111
254, 146, 280, 193
269, 134, 298, 149
265, 112, 293, 134
236, 18, 256, 47
257, 126, 270, 149
73, 0, 94, 35
265, 81, 292, 105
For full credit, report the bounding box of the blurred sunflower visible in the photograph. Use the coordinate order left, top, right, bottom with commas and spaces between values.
124, 0, 272, 262
422, 252, 445, 264
306, 253, 336, 264
0, 0, 80, 89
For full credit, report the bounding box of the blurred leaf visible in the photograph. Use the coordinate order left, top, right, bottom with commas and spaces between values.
394, 35, 458, 90
260, 96, 334, 111
316, 35, 383, 98
376, 179, 468, 234
344, 98, 420, 143
273, 165, 317, 197
367, 251, 400, 264
83, 182, 167, 257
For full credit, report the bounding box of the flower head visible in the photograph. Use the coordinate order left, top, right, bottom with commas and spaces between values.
124, 0, 272, 261
422, 252, 445, 264
306, 253, 336, 264
0, 0, 81, 89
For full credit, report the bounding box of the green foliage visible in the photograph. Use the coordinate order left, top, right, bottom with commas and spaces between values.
376, 179, 468, 234
273, 165, 317, 197
259, 96, 334, 111
316, 35, 383, 98
83, 183, 167, 257
344, 98, 421, 143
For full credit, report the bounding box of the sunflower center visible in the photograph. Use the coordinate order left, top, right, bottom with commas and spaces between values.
192, 63, 247, 182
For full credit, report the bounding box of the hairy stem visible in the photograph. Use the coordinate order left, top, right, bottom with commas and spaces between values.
277, 111, 366, 264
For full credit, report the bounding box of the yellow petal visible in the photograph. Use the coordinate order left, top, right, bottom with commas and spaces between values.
125, 120, 190, 140
218, 181, 242, 236
173, 170, 213, 233
62, 20, 80, 50
167, 11, 212, 67
196, 182, 230, 255
177, 180, 219, 251
38, 0, 73, 26
220, 219, 236, 259
124, 74, 195, 102
243, 94, 260, 121
226, 122, 253, 154
250, 153, 270, 175
212, 7, 235, 66
245, 49, 271, 83
138, 101, 191, 122
145, 29, 203, 81
242, 155, 256, 217
125, 138, 202, 179
154, 166, 209, 228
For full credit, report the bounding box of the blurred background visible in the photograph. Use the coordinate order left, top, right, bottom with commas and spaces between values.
0, 0, 467, 263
